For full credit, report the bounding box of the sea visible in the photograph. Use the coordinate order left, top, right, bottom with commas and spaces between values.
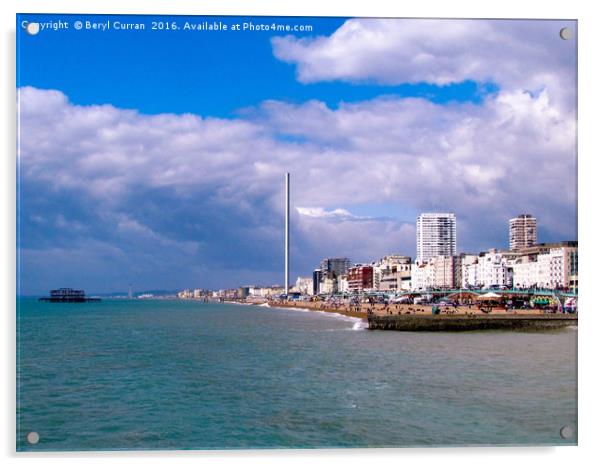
16, 299, 577, 451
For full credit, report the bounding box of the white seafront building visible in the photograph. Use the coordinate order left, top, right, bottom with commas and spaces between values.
295, 276, 313, 295
410, 254, 458, 290
431, 255, 456, 289
508, 242, 578, 290
411, 261, 433, 291
459, 253, 511, 290
247, 285, 286, 298
475, 249, 513, 289
453, 242, 578, 291
337, 274, 349, 293
401, 246, 576, 292
373, 255, 412, 292
460, 255, 479, 288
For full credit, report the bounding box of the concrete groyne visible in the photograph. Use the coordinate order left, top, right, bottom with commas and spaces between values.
367, 314, 577, 331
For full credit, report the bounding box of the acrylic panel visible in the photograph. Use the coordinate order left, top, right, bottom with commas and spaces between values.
16, 14, 578, 451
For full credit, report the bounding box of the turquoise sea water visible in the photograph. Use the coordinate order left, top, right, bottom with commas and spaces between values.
17, 299, 577, 451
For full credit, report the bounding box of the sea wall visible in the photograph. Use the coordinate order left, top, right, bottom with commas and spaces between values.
367, 314, 577, 331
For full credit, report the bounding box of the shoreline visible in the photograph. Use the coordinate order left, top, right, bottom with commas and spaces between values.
224, 299, 367, 322
268, 301, 367, 320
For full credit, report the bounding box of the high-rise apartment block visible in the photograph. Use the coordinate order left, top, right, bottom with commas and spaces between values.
509, 214, 537, 251
320, 257, 351, 277
416, 213, 457, 263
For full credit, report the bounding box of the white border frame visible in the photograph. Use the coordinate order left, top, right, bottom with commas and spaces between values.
3, 1, 600, 465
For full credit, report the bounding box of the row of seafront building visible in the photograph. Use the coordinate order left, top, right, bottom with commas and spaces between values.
178, 285, 289, 300
303, 213, 577, 296
305, 244, 577, 296
178, 212, 577, 300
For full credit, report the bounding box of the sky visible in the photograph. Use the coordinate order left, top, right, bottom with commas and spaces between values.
16, 14, 577, 294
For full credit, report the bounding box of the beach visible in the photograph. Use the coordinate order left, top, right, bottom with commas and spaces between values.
267, 299, 562, 319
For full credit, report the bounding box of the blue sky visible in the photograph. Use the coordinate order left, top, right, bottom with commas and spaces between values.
17, 14, 497, 117
17, 14, 577, 294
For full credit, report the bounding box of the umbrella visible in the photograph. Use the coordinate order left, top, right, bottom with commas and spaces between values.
476, 292, 503, 300
533, 297, 550, 305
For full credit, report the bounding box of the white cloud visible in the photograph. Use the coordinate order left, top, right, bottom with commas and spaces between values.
18, 21, 578, 293
293, 211, 416, 265
256, 88, 575, 240
18, 25, 577, 294
19, 82, 576, 256
296, 206, 373, 221
272, 19, 576, 110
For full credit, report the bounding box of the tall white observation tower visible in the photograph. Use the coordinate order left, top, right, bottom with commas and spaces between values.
284, 173, 290, 295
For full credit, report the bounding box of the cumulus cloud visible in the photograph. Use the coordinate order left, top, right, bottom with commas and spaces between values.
257, 89, 575, 236
17, 19, 577, 292
272, 19, 576, 110
296, 207, 383, 221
